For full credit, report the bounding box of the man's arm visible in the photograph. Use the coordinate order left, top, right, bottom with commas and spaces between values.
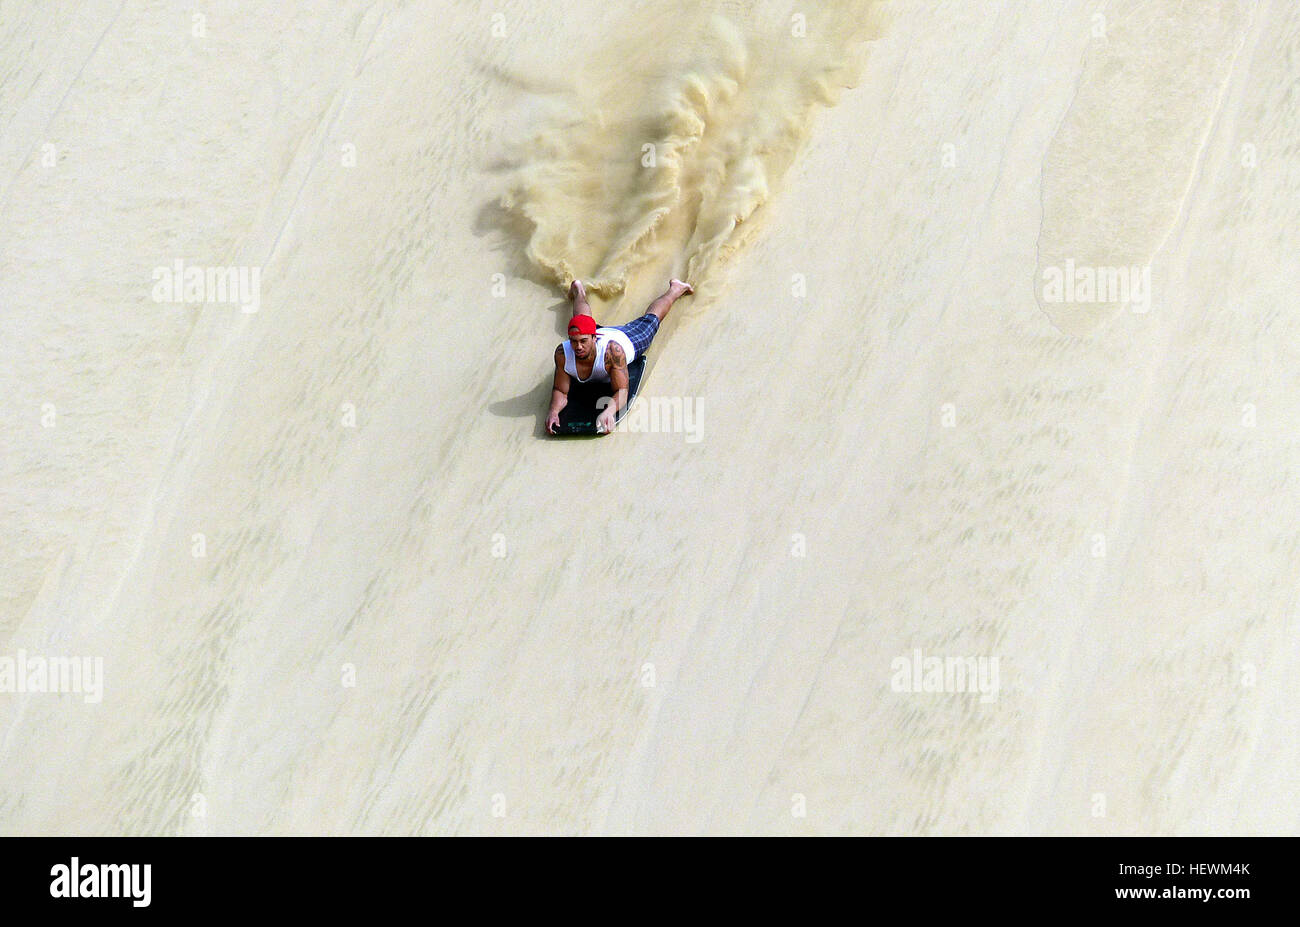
546, 345, 570, 433
594, 341, 628, 434
605, 341, 629, 412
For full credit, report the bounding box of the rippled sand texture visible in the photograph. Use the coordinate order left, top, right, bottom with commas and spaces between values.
1035, 0, 1256, 334
1, 0, 1297, 835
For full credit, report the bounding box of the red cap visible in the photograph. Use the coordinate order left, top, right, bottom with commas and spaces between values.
567, 315, 597, 336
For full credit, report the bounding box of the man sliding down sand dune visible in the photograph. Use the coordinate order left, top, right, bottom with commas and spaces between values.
547, 278, 694, 435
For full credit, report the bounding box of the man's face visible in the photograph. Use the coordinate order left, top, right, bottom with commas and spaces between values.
569, 331, 595, 360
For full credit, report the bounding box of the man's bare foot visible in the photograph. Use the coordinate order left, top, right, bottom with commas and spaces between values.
568, 279, 587, 302
670, 278, 694, 296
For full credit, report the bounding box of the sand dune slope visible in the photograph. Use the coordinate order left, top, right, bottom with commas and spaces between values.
1, 0, 1296, 835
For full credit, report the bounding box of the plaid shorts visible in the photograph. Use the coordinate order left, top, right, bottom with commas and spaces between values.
603, 314, 660, 357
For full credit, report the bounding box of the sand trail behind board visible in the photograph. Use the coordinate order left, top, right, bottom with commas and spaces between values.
499, 1, 889, 305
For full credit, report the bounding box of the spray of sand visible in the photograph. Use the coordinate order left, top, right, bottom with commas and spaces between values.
499, 1, 889, 303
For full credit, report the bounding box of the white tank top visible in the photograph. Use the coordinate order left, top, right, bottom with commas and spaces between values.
561, 328, 636, 383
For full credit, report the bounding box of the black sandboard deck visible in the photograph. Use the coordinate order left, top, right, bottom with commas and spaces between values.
552, 354, 647, 436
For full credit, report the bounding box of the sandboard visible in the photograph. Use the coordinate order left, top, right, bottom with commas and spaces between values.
551, 354, 647, 436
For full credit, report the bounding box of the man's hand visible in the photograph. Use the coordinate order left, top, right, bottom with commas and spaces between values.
546, 410, 561, 434
595, 407, 617, 435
